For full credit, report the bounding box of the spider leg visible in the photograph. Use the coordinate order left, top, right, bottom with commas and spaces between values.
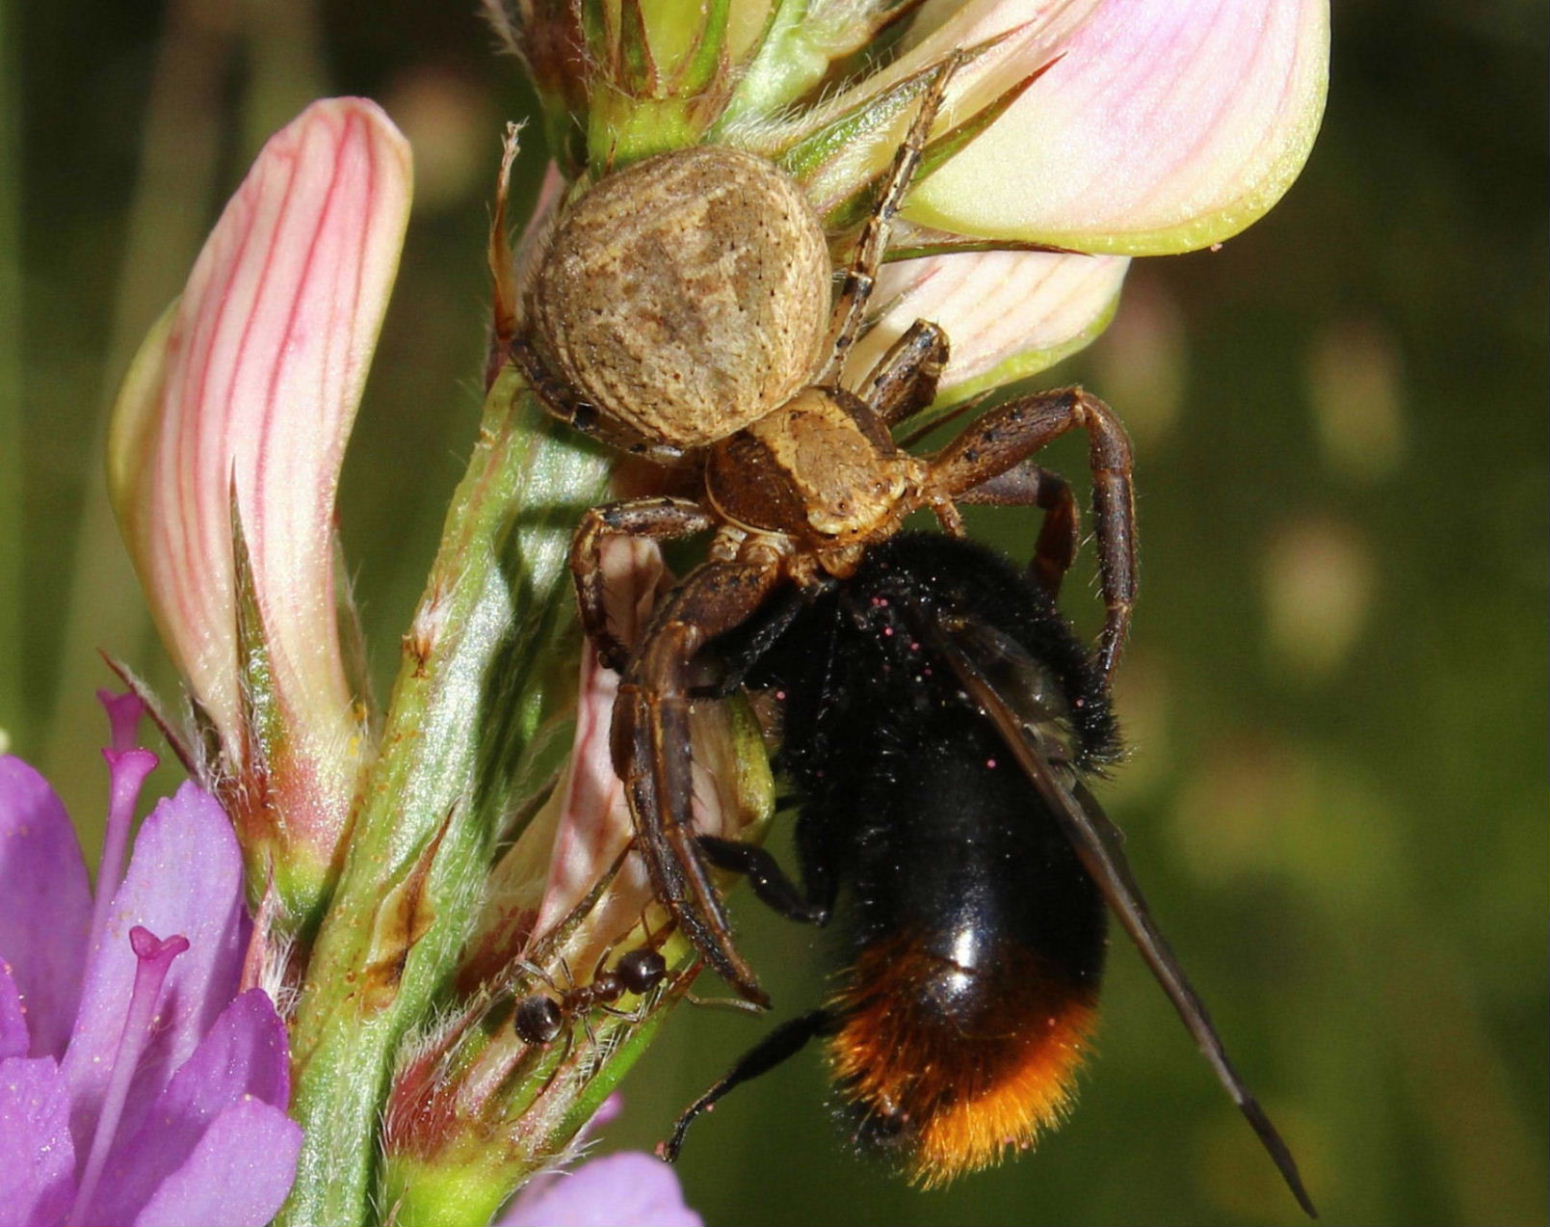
611, 558, 785, 1006
820, 56, 961, 384
924, 386, 1137, 677
571, 497, 717, 672
862, 319, 950, 428
956, 459, 1081, 601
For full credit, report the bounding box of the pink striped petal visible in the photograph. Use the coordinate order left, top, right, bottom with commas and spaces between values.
907, 0, 1329, 252
781, 1, 1103, 215
108, 98, 412, 853
847, 250, 1131, 397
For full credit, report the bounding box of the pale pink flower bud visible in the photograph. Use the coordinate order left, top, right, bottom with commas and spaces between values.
902, 0, 1330, 253
847, 249, 1132, 398
108, 99, 412, 875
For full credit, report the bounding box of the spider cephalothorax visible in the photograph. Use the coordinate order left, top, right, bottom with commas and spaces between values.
510, 62, 1138, 1005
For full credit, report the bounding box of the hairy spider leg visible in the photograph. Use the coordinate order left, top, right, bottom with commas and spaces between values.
862, 319, 951, 428
570, 497, 716, 673
820, 55, 964, 384
850, 322, 1082, 610
609, 559, 787, 1006
956, 460, 1081, 601
924, 387, 1137, 678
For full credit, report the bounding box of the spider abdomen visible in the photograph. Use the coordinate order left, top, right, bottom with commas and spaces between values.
529, 146, 831, 448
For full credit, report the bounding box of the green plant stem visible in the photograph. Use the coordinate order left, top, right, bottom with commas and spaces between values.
277, 375, 608, 1227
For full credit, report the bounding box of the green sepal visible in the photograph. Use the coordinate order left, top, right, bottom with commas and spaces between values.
718, 0, 925, 129
379, 690, 774, 1226
772, 58, 941, 200
880, 219, 1083, 263
758, 33, 1010, 216
618, 0, 659, 95
672, 0, 732, 97
226, 487, 334, 926
584, 0, 737, 167
381, 979, 684, 1227
823, 57, 1059, 233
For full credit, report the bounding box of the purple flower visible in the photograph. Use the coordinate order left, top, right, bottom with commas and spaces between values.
0, 693, 300, 1226
486, 1098, 699, 1227
498, 1153, 702, 1227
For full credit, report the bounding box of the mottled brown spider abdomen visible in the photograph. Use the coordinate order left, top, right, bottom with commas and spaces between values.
528, 146, 831, 449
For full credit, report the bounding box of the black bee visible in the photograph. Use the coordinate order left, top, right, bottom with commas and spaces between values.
663, 532, 1314, 1213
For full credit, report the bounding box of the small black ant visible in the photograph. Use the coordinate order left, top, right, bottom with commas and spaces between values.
513, 945, 669, 1045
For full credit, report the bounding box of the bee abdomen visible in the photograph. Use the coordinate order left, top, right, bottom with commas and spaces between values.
828, 932, 1100, 1189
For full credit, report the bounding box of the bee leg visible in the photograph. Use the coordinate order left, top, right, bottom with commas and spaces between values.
570, 497, 716, 673
660, 1009, 840, 1163
697, 834, 829, 925
613, 559, 784, 1007
925, 386, 1136, 678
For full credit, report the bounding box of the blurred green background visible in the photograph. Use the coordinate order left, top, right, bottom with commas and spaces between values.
1, 1, 1544, 1224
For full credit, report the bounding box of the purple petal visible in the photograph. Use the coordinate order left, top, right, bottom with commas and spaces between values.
501, 1153, 702, 1227
0, 756, 92, 1058
83, 990, 291, 1226
0, 1056, 76, 1227
70, 927, 191, 1222
59, 782, 246, 1156
126, 1098, 302, 1227
0, 959, 27, 1059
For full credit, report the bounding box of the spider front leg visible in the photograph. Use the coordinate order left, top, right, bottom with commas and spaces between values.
611, 558, 785, 1007
571, 497, 716, 672
863, 319, 950, 428
820, 55, 961, 383
926, 387, 1137, 677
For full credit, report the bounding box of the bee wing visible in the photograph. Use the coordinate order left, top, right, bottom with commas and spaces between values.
930, 615, 1317, 1218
